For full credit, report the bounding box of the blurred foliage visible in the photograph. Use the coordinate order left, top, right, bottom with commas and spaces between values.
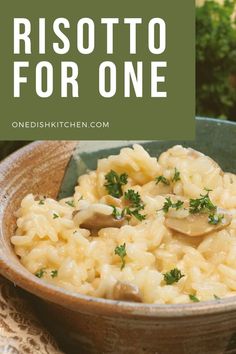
196, 0, 236, 120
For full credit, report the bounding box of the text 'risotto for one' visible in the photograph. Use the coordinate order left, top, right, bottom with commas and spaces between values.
11, 145, 236, 304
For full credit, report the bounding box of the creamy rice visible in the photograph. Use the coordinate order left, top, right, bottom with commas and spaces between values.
11, 144, 236, 304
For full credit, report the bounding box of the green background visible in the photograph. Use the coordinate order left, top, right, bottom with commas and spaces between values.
0, 0, 195, 140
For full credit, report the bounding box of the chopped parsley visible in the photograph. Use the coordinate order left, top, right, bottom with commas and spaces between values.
189, 190, 216, 214
161, 197, 184, 213
38, 200, 45, 205
175, 200, 184, 210
112, 206, 122, 220
124, 189, 142, 207
155, 175, 170, 186
188, 189, 224, 225
51, 270, 58, 278
204, 188, 212, 192
172, 168, 181, 182
214, 294, 221, 300
189, 294, 200, 302
163, 268, 185, 285
104, 170, 128, 198
35, 268, 46, 278
65, 200, 75, 207
126, 208, 146, 221
208, 213, 224, 225
155, 168, 181, 186
53, 213, 59, 219
123, 189, 146, 221
111, 190, 146, 222
114, 243, 127, 270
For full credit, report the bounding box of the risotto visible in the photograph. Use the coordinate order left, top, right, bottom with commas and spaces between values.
11, 144, 236, 304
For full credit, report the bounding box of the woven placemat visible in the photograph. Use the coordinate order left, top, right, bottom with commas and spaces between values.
0, 275, 64, 354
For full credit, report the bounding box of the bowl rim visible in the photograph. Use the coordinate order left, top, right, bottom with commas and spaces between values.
1, 119, 236, 318
196, 116, 236, 127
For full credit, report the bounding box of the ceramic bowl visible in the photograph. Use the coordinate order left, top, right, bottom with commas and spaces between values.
1, 119, 236, 354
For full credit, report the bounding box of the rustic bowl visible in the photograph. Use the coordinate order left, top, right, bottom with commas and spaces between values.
1, 119, 236, 354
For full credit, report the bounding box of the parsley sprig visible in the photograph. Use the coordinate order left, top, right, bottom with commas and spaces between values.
155, 168, 181, 186
161, 197, 184, 213
114, 243, 127, 270
163, 268, 185, 285
172, 168, 181, 182
124, 189, 142, 207
51, 270, 58, 278
66, 200, 75, 207
111, 190, 146, 222
189, 190, 225, 226
35, 268, 58, 278
112, 206, 122, 219
104, 170, 128, 198
155, 176, 170, 185
35, 268, 46, 278
208, 213, 224, 225
122, 189, 146, 221
189, 190, 216, 214
189, 294, 200, 302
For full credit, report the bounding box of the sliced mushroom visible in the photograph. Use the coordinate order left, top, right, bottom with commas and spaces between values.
165, 209, 232, 237
73, 204, 127, 231
79, 212, 126, 230
113, 281, 142, 302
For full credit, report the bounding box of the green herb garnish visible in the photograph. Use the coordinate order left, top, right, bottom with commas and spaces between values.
38, 200, 45, 205
124, 189, 142, 207
189, 190, 216, 214
214, 294, 221, 300
111, 190, 146, 222
172, 168, 181, 182
208, 214, 224, 225
155, 176, 170, 186
163, 268, 185, 285
204, 188, 212, 192
162, 197, 173, 213
125, 208, 145, 221
114, 243, 127, 270
123, 189, 146, 221
65, 200, 75, 207
53, 213, 59, 219
161, 197, 184, 213
35, 268, 46, 278
189, 294, 200, 302
175, 200, 184, 210
111, 206, 122, 220
155, 168, 181, 186
51, 270, 58, 278
104, 170, 128, 198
